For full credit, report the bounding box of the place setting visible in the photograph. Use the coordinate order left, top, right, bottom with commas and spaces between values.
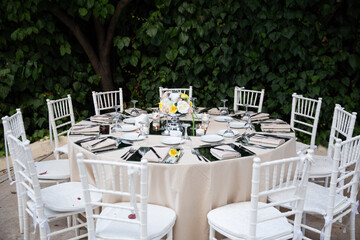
74, 136, 132, 154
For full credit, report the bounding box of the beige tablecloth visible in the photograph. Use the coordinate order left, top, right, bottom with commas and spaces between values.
68, 115, 296, 240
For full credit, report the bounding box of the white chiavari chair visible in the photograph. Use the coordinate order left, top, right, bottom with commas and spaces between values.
159, 86, 193, 98
290, 93, 322, 153
47, 94, 75, 159
269, 136, 360, 240
77, 153, 176, 240
6, 132, 98, 240
207, 151, 313, 240
233, 86, 265, 113
310, 104, 357, 186
92, 88, 124, 115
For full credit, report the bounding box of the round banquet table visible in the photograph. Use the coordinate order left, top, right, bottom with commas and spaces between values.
68, 114, 296, 240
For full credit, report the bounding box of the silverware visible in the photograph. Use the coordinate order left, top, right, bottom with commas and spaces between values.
124, 147, 136, 160
90, 137, 108, 147
191, 148, 204, 162
150, 147, 162, 160
194, 149, 210, 162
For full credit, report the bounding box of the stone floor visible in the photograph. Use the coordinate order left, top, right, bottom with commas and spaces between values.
0, 139, 359, 239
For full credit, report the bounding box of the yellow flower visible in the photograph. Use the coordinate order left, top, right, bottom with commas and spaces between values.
180, 93, 189, 99
159, 100, 163, 110
169, 104, 178, 114
169, 149, 179, 157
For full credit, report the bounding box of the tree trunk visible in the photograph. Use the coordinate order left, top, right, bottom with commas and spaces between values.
51, 0, 133, 91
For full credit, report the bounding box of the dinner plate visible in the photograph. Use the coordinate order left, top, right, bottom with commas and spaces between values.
200, 135, 224, 143
217, 129, 239, 136
214, 116, 233, 122
161, 137, 184, 145
229, 121, 246, 128
117, 124, 138, 132
147, 113, 164, 118
122, 133, 146, 141
123, 117, 136, 124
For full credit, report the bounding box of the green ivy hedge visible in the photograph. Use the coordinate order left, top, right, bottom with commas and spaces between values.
1, 0, 359, 157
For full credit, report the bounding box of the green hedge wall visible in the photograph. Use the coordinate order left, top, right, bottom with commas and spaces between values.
0, 0, 359, 156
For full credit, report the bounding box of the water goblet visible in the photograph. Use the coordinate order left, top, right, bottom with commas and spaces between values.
220, 99, 229, 115
130, 100, 139, 116
223, 117, 235, 138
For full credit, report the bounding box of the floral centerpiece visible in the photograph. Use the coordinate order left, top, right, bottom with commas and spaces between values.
159, 91, 196, 135
159, 91, 192, 115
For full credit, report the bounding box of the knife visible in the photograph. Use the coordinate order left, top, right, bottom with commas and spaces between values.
212, 147, 238, 153
90, 137, 108, 147
150, 147, 162, 160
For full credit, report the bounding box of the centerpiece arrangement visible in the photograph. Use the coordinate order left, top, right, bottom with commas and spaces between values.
159, 91, 196, 135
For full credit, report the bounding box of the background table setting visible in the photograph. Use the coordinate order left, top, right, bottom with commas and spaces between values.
67, 98, 296, 239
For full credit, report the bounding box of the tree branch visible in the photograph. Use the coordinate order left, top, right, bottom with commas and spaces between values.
94, 17, 105, 51
51, 9, 102, 74
104, 0, 134, 55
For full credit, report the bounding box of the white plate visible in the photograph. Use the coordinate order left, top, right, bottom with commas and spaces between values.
122, 133, 146, 141
161, 137, 184, 145
217, 129, 239, 137
117, 124, 138, 132
200, 135, 224, 143
147, 113, 164, 118
229, 121, 246, 128
214, 116, 233, 122
123, 117, 136, 124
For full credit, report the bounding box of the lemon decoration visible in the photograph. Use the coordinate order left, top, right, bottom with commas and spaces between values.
169, 149, 179, 157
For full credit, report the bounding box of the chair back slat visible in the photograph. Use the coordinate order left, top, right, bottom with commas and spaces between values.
249, 151, 313, 239
290, 93, 322, 149
234, 86, 265, 113
92, 88, 124, 115
47, 95, 75, 156
159, 86, 193, 98
77, 155, 148, 239
327, 104, 357, 158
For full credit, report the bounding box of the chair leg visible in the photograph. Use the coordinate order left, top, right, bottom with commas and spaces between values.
324, 177, 329, 187
24, 211, 30, 240
302, 213, 306, 236
15, 182, 24, 233
349, 211, 355, 240
166, 229, 173, 240
209, 226, 216, 240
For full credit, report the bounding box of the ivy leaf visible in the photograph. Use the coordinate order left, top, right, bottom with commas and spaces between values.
349, 54, 359, 70
165, 49, 178, 61
130, 55, 138, 66
178, 46, 188, 56
179, 32, 189, 44
146, 27, 158, 38
78, 8, 88, 17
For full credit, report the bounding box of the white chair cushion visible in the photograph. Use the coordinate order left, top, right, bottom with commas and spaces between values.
54, 144, 68, 155
268, 182, 349, 215
35, 160, 70, 180
207, 202, 293, 239
309, 155, 333, 177
296, 141, 310, 153
26, 200, 81, 219
96, 202, 176, 240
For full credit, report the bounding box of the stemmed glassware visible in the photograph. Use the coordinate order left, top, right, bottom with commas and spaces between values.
181, 123, 192, 150
130, 100, 139, 116
223, 117, 235, 138
220, 99, 229, 116
112, 105, 122, 132
243, 104, 255, 140
162, 108, 170, 136
190, 97, 197, 113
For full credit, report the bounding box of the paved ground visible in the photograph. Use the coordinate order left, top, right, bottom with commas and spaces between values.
0, 139, 359, 239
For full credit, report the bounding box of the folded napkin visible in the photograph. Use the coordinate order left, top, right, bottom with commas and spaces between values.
142, 147, 170, 163
208, 108, 221, 115
80, 137, 117, 152
71, 125, 100, 134
261, 123, 291, 132
134, 114, 149, 127
90, 115, 113, 124
250, 113, 270, 121
210, 145, 241, 160
125, 108, 147, 116
249, 134, 285, 147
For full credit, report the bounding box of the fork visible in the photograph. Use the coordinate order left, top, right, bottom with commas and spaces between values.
123, 147, 136, 160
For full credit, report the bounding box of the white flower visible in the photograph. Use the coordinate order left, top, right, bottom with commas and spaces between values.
177, 100, 190, 114
162, 98, 174, 109
169, 92, 180, 102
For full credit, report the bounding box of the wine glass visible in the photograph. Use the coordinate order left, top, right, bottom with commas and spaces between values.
112, 105, 122, 132
243, 104, 250, 120
130, 100, 139, 116
162, 107, 170, 136
190, 97, 197, 113
220, 99, 229, 115
181, 123, 192, 151
223, 117, 235, 138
